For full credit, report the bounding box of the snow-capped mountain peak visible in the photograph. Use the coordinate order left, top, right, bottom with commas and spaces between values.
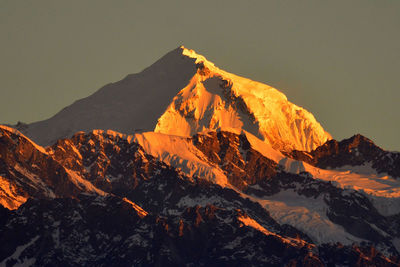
2, 46, 400, 265
156, 46, 332, 152
20, 46, 330, 152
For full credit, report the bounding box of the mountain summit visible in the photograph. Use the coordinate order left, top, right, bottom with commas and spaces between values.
2, 47, 400, 266
21, 46, 331, 152
156, 46, 331, 151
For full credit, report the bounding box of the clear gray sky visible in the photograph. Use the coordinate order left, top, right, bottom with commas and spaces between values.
1, 0, 399, 151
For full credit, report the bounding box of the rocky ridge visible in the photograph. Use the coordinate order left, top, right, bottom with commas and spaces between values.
1, 126, 400, 266
287, 134, 400, 178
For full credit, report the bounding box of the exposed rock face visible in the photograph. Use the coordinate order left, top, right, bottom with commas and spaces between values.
288, 134, 400, 178
192, 131, 277, 190
1, 126, 400, 266
0, 126, 105, 210
1, 176, 398, 266
50, 131, 166, 197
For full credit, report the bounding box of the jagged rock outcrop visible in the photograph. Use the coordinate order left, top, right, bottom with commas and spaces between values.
288, 134, 400, 178
192, 131, 277, 190
0, 126, 105, 210
1, 126, 400, 265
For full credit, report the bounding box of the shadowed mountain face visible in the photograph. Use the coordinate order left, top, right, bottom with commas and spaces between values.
1, 126, 400, 266
21, 47, 198, 146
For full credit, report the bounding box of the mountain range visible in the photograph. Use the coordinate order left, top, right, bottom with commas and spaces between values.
1, 46, 399, 266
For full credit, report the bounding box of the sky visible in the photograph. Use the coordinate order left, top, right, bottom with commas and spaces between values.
1, 0, 399, 151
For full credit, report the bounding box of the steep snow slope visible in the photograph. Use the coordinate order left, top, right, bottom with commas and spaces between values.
133, 129, 400, 217
20, 46, 330, 152
244, 190, 364, 245
155, 47, 331, 152
132, 130, 400, 217
133, 132, 228, 186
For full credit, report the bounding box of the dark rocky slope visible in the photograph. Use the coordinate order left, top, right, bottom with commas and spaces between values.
1, 126, 399, 266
